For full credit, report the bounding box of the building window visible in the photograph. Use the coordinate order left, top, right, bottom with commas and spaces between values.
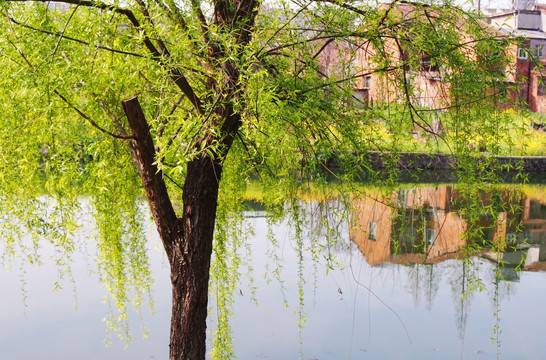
363, 75, 372, 89
535, 45, 544, 58
538, 76, 546, 96
506, 233, 517, 243
368, 221, 377, 241
420, 56, 439, 72
426, 228, 436, 246
518, 47, 529, 60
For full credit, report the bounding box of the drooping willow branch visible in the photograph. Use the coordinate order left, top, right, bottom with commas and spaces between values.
54, 89, 135, 140
8, 16, 148, 58
7, 0, 204, 115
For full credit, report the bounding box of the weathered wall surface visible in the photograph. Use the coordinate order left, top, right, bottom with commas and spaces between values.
362, 152, 546, 172
324, 152, 546, 184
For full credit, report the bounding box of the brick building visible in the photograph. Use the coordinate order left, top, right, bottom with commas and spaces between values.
345, 3, 519, 117
485, 3, 546, 114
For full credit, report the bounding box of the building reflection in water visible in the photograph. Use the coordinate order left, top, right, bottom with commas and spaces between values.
350, 185, 546, 271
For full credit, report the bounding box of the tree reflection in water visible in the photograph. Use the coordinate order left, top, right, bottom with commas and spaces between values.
223, 184, 546, 359
1, 184, 546, 359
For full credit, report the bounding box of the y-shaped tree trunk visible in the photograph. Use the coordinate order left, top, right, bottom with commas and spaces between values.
122, 96, 238, 359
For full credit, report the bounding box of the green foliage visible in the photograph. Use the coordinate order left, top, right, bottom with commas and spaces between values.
209, 146, 256, 360
0, 0, 536, 356
0, 0, 523, 200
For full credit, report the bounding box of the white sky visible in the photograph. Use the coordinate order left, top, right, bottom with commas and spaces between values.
479, 0, 546, 9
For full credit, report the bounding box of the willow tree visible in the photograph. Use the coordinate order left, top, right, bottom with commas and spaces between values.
0, 0, 517, 358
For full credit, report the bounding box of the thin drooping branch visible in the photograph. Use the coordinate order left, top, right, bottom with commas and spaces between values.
122, 96, 179, 254
48, 5, 79, 63
256, 2, 312, 56
293, 37, 334, 78
4, 14, 37, 71
276, 65, 401, 100
313, 0, 371, 17
190, 0, 211, 44
8, 16, 148, 58
54, 89, 135, 140
261, 32, 374, 56
135, 0, 171, 56
8, 0, 204, 114
150, 0, 186, 29
114, 3, 205, 115
8, 0, 133, 20
149, 0, 210, 59
94, 95, 131, 136
157, 94, 186, 138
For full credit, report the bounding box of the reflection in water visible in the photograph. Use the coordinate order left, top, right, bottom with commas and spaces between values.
350, 185, 546, 269
2, 185, 546, 359
346, 185, 546, 357
230, 189, 546, 359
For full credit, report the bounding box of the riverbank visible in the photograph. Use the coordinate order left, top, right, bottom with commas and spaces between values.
325, 151, 546, 183
363, 151, 546, 172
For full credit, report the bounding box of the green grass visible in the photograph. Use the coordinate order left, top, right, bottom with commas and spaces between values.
378, 109, 546, 156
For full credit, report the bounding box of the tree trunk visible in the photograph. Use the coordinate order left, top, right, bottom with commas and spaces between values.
123, 96, 238, 360
168, 155, 222, 360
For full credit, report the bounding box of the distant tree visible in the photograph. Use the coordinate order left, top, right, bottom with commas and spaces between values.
0, 0, 517, 358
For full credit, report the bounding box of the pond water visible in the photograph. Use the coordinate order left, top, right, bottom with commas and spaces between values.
1, 185, 545, 359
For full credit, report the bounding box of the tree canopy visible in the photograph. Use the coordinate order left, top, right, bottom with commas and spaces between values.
0, 0, 525, 358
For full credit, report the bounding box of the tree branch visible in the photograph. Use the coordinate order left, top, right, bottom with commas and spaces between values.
93, 95, 131, 136
48, 4, 79, 62
312, 0, 370, 17
122, 96, 179, 253
8, 16, 148, 58
134, 0, 171, 56
54, 89, 135, 139
190, 0, 210, 44
261, 32, 371, 57
150, 0, 190, 37
7, 0, 204, 115
256, 2, 312, 57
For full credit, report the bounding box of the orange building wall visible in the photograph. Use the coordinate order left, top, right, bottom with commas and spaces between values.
350, 196, 394, 265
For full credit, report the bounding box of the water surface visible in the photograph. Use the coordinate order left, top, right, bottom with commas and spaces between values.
1, 185, 545, 359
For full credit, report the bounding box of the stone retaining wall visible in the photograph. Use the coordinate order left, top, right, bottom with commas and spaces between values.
363, 151, 546, 172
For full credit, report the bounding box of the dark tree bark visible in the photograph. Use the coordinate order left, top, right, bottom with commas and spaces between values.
119, 0, 254, 358
122, 97, 179, 254
168, 154, 222, 360
122, 96, 241, 360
